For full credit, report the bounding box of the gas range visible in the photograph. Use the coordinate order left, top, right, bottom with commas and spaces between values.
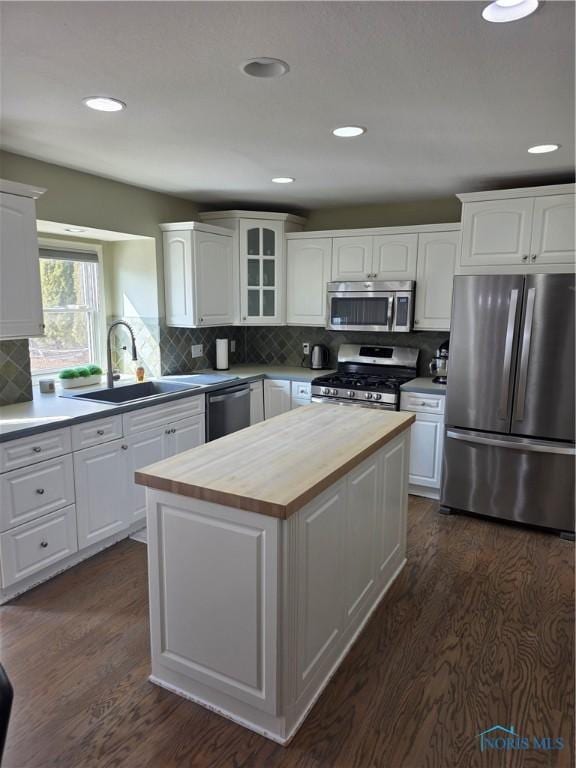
311, 344, 419, 410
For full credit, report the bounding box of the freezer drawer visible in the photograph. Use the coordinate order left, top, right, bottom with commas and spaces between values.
441, 429, 575, 533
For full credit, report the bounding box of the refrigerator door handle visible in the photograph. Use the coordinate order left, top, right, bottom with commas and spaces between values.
498, 288, 519, 420
514, 287, 536, 422
446, 430, 576, 456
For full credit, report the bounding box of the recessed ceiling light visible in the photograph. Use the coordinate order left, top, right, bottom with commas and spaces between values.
83, 96, 126, 112
482, 0, 538, 23
271, 177, 295, 184
65, 227, 86, 233
332, 126, 367, 138
242, 58, 289, 78
528, 144, 560, 154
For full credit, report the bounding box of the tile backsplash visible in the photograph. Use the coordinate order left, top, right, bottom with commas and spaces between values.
160, 324, 246, 374
0, 339, 33, 405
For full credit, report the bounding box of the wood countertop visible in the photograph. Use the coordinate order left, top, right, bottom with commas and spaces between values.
135, 404, 415, 519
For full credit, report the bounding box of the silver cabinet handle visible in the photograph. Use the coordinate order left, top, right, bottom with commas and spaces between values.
514, 287, 535, 422
96, 429, 105, 436
32, 446, 42, 453
40, 540, 48, 548
498, 288, 519, 420
36, 488, 45, 495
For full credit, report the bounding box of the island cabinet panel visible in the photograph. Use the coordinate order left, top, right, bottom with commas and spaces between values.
148, 494, 279, 716
377, 433, 408, 574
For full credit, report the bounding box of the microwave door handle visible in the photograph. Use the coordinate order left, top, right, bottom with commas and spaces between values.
387, 294, 394, 331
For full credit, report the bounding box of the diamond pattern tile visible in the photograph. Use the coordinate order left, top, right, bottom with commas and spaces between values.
0, 340, 33, 405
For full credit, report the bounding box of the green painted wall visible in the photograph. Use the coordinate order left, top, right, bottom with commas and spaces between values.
304, 197, 461, 230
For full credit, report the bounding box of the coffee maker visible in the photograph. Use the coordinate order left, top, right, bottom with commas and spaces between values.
429, 339, 449, 384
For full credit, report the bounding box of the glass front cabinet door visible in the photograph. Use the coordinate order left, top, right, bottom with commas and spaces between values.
240, 220, 284, 324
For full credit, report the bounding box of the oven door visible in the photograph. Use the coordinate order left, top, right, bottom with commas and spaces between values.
326, 290, 394, 332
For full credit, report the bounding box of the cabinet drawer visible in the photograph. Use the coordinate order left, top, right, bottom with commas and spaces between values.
71, 415, 123, 451
400, 392, 445, 415
0, 454, 75, 532
0, 505, 78, 587
123, 395, 205, 436
0, 428, 71, 473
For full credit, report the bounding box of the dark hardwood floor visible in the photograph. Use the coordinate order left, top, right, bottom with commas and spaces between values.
1, 497, 573, 768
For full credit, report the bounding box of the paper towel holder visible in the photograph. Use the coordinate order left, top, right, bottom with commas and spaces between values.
215, 338, 229, 370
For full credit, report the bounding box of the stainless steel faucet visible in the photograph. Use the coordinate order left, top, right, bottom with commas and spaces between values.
106, 321, 138, 388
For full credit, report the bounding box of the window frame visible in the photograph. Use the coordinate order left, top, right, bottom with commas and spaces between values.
31, 238, 107, 380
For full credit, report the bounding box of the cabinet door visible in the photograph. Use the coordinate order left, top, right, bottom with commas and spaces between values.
263, 380, 292, 419
0, 193, 44, 339
240, 221, 284, 324
125, 426, 166, 525
331, 236, 373, 280
414, 231, 458, 331
249, 381, 264, 424
164, 230, 195, 327
74, 439, 129, 548
286, 238, 332, 325
166, 414, 205, 456
195, 231, 235, 325
530, 195, 575, 265
372, 234, 417, 280
460, 199, 534, 268
408, 413, 443, 489
343, 455, 378, 622
377, 435, 408, 576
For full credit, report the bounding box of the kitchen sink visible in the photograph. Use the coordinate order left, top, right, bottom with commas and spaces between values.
60, 380, 201, 404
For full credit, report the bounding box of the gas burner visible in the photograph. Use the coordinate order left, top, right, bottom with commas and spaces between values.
311, 344, 419, 410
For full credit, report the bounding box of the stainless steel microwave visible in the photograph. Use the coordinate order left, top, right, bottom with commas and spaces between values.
326, 280, 415, 332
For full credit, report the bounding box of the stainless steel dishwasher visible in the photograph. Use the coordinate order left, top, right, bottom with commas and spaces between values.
206, 382, 251, 441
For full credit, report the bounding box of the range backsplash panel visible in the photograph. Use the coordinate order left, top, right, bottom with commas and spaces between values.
243, 326, 449, 377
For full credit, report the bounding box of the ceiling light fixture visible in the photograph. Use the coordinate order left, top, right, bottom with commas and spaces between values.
65, 227, 86, 233
527, 144, 560, 154
83, 96, 126, 112
482, 0, 538, 23
271, 177, 295, 184
332, 126, 367, 138
242, 58, 289, 78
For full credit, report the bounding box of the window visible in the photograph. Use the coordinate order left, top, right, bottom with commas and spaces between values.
29, 248, 103, 375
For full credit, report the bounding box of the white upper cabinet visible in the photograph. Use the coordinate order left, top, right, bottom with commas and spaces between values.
530, 195, 575, 265
331, 236, 373, 280
458, 185, 575, 273
460, 198, 534, 267
372, 234, 417, 280
240, 220, 284, 325
0, 181, 46, 340
414, 231, 458, 331
162, 222, 234, 328
286, 238, 332, 326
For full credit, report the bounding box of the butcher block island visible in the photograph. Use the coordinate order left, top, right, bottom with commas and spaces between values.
136, 404, 415, 744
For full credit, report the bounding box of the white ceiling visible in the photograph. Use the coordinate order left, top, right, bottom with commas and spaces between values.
36, 220, 152, 241
1, 1, 574, 210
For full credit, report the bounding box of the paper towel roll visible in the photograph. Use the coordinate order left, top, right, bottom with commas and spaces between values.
216, 338, 229, 370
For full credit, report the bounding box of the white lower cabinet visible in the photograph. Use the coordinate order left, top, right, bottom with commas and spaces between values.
400, 391, 445, 499
0, 505, 77, 588
264, 380, 292, 419
74, 438, 129, 549
249, 381, 264, 425
291, 382, 312, 409
167, 414, 205, 455
125, 427, 166, 524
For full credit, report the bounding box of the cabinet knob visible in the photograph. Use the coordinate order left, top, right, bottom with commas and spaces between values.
243, 316, 247, 321
414, 320, 419, 325
121, 444, 128, 450
32, 446, 42, 453
165, 429, 171, 435
531, 254, 537, 262
40, 540, 48, 548
522, 254, 529, 261
96, 429, 105, 436
36, 488, 45, 495
171, 428, 176, 434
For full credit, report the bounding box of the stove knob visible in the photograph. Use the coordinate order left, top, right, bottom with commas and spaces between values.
321, 387, 330, 395
331, 388, 338, 396
348, 391, 356, 398
366, 392, 373, 400
374, 393, 382, 401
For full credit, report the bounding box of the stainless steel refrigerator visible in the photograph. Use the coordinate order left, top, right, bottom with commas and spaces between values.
441, 273, 575, 534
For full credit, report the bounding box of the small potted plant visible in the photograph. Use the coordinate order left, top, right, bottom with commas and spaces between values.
58, 364, 103, 389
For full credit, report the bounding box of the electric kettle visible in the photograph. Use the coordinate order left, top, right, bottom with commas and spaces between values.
310, 344, 330, 370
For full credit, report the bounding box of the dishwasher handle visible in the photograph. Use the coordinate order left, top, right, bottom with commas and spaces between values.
208, 386, 250, 404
